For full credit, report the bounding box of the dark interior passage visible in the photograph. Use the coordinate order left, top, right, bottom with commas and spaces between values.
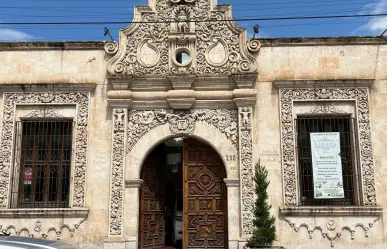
139, 137, 227, 249
140, 138, 183, 249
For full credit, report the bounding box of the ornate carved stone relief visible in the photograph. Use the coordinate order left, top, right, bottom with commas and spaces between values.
284, 216, 380, 247
247, 39, 261, 53
279, 88, 376, 206
109, 109, 127, 236
106, 0, 258, 77
0, 217, 86, 240
22, 107, 65, 118
307, 105, 347, 115
0, 93, 90, 208
238, 107, 254, 235
127, 109, 238, 152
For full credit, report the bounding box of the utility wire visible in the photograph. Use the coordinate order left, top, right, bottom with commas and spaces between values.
2, 13, 387, 25
0, 7, 373, 20
0, 5, 375, 19
0, 0, 376, 8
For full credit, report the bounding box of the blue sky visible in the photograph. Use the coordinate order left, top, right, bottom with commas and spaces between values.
0, 0, 386, 41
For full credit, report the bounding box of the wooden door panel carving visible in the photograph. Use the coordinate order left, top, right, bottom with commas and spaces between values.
140, 148, 165, 249
184, 139, 227, 249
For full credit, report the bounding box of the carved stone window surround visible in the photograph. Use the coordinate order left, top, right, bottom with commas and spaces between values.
276, 85, 376, 207
292, 100, 362, 206
0, 92, 90, 209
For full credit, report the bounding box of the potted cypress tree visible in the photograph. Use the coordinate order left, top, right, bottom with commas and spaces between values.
245, 160, 283, 249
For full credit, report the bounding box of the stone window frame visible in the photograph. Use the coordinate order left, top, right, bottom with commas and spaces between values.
293, 103, 360, 206
277, 86, 376, 209
11, 105, 76, 209
0, 92, 90, 210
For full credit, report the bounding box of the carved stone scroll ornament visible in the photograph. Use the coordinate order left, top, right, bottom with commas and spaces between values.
279, 88, 376, 206
106, 0, 257, 77
105, 42, 119, 55
284, 217, 380, 248
127, 109, 238, 153
238, 107, 254, 235
247, 39, 261, 53
0, 93, 89, 208
109, 109, 127, 236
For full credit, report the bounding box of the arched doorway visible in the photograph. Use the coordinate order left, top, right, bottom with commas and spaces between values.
139, 137, 228, 249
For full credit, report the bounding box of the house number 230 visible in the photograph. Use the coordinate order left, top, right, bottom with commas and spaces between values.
226, 155, 237, 162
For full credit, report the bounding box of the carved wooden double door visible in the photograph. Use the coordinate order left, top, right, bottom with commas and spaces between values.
139, 139, 228, 249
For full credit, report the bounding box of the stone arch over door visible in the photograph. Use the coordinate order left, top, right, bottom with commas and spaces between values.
106, 106, 255, 249
127, 123, 237, 249
138, 137, 229, 249
127, 122, 238, 180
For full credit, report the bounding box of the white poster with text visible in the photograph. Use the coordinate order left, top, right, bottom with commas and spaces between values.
310, 132, 345, 199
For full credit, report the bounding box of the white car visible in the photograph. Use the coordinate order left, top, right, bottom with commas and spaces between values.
0, 235, 76, 249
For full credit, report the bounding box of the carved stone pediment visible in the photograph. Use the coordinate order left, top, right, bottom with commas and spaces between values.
106, 0, 258, 83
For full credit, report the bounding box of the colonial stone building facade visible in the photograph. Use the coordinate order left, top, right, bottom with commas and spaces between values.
0, 0, 386, 249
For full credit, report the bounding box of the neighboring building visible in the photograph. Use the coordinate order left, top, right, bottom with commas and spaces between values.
0, 0, 386, 249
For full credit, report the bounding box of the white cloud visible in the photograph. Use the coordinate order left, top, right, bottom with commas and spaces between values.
355, 0, 387, 35
0, 28, 34, 41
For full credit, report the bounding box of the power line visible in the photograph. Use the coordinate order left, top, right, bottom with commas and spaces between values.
0, 7, 372, 20
0, 0, 375, 8
9, 10, 387, 30
1, 13, 387, 25
0, 5, 374, 19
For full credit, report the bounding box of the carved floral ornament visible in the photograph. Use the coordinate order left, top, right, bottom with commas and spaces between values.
127, 109, 238, 152
0, 92, 90, 208
279, 88, 376, 206
109, 109, 127, 236
238, 107, 254, 235
105, 0, 259, 77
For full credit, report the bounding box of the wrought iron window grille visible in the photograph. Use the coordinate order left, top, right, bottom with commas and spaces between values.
295, 115, 359, 206
10, 120, 74, 208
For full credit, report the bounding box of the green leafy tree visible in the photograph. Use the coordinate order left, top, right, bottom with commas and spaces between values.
247, 160, 277, 248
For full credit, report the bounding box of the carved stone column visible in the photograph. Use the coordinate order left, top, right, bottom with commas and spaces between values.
235, 97, 256, 237
105, 100, 130, 248
224, 179, 241, 249
123, 179, 144, 249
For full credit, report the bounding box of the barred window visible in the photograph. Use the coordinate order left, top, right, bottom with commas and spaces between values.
11, 120, 73, 208
296, 116, 357, 206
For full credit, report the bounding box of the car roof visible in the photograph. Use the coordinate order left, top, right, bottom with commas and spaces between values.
0, 236, 77, 249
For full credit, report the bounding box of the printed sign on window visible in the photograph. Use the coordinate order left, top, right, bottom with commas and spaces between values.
24, 167, 32, 185
310, 132, 345, 199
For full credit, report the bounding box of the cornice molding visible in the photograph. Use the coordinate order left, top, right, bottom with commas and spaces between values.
259, 36, 387, 46
273, 79, 374, 89
280, 206, 383, 217
0, 83, 96, 92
